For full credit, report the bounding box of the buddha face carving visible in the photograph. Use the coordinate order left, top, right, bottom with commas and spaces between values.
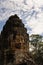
10, 35, 25, 64
10, 35, 25, 50
8, 34, 27, 64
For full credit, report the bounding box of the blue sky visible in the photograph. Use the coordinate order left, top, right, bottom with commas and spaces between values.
0, 0, 43, 35
0, 21, 5, 32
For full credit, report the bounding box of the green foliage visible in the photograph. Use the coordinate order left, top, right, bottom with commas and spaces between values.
29, 34, 43, 65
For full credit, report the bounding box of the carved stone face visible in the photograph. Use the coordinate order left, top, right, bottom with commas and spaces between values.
10, 34, 25, 50
11, 35, 26, 64
8, 34, 28, 64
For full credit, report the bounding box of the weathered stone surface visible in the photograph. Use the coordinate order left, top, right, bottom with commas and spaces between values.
0, 14, 36, 65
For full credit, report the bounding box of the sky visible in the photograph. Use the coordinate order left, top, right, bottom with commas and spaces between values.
0, 0, 43, 35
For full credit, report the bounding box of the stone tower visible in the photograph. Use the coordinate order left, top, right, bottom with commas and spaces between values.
1, 14, 29, 65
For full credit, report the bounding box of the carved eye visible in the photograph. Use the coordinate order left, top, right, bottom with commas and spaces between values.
15, 43, 21, 49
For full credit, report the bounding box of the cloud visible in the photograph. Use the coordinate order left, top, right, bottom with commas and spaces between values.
26, 12, 43, 35
33, 0, 43, 7
0, 0, 43, 35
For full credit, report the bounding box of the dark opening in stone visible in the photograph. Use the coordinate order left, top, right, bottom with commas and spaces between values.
18, 62, 27, 65
15, 43, 21, 49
